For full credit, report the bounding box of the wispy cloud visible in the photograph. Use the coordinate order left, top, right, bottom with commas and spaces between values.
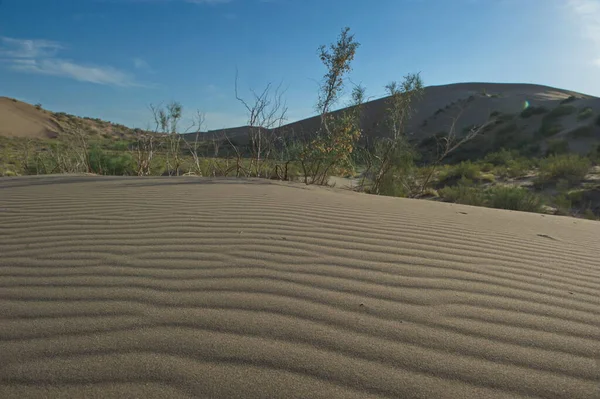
567, 0, 600, 67
0, 37, 63, 58
133, 57, 153, 73
0, 37, 142, 87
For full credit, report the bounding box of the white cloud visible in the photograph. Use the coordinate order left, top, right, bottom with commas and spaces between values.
0, 37, 63, 58
133, 57, 153, 72
0, 36, 142, 87
567, 0, 600, 67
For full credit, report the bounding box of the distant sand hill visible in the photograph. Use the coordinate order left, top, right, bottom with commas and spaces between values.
1, 176, 599, 398
0, 97, 143, 140
3, 83, 599, 147
187, 83, 600, 156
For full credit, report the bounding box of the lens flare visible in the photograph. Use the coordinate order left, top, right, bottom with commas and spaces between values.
523, 100, 530, 109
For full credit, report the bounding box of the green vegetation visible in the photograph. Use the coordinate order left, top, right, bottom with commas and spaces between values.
486, 186, 543, 212
437, 161, 481, 185
537, 154, 591, 186
545, 139, 570, 156
438, 179, 486, 206
483, 149, 520, 166
577, 107, 594, 121
547, 105, 576, 118
568, 125, 594, 139
583, 208, 599, 220
88, 146, 135, 175
520, 106, 548, 118
2, 27, 599, 222
536, 105, 576, 138
439, 179, 543, 212
560, 96, 577, 105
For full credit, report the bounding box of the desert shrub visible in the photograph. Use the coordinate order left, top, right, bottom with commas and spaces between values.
577, 107, 594, 121
553, 193, 572, 215
443, 133, 490, 163
479, 173, 496, 183
492, 122, 523, 149
438, 179, 486, 206
538, 121, 562, 138
483, 149, 520, 166
520, 106, 548, 118
478, 162, 495, 172
567, 189, 585, 204
493, 113, 515, 124
106, 140, 131, 151
486, 186, 544, 213
506, 159, 533, 178
589, 144, 600, 164
438, 161, 481, 185
520, 143, 542, 157
583, 209, 599, 220
34, 103, 42, 110
88, 146, 135, 175
545, 139, 570, 156
537, 154, 591, 185
548, 105, 576, 118
537, 106, 576, 138
568, 125, 594, 139
560, 96, 577, 105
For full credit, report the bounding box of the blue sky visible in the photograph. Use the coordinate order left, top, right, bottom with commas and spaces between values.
1, 0, 599, 130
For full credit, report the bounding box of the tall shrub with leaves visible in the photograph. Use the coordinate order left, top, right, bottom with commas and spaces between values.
299, 27, 362, 185
150, 101, 183, 176
368, 73, 424, 195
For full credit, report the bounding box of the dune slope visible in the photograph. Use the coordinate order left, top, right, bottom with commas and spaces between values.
0, 98, 60, 139
0, 176, 599, 398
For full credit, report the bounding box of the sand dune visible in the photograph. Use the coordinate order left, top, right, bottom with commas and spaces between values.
1, 176, 599, 398
0, 98, 60, 139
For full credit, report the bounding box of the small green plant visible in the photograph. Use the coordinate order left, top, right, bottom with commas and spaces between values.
486, 186, 544, 213
438, 179, 486, 206
537, 154, 591, 185
553, 194, 572, 215
568, 125, 594, 139
545, 139, 570, 156
483, 149, 519, 166
583, 208, 598, 220
548, 105, 576, 118
437, 161, 481, 185
539, 121, 562, 138
506, 159, 533, 178
88, 145, 135, 175
577, 107, 594, 121
520, 106, 548, 118
560, 96, 577, 105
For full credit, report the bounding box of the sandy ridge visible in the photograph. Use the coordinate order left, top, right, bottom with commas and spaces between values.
1, 176, 599, 398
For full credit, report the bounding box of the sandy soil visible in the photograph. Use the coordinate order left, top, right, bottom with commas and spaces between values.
0, 98, 59, 139
0, 176, 599, 398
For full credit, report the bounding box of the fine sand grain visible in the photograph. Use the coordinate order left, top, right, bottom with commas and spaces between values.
1, 176, 599, 398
